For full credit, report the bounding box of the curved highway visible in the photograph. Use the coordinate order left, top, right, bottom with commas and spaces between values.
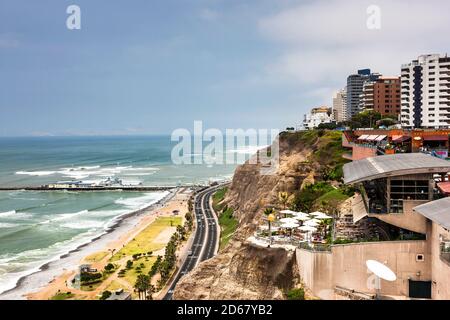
163, 186, 220, 300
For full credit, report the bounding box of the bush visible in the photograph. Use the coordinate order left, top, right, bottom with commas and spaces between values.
287, 288, 305, 300
126, 260, 133, 269
104, 263, 114, 272
292, 182, 334, 212
100, 290, 112, 300
80, 272, 102, 284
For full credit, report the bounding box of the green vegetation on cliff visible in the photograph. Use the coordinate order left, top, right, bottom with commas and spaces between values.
281, 129, 348, 180
281, 129, 355, 213
213, 187, 238, 250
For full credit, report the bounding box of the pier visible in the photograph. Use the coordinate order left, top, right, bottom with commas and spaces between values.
0, 185, 200, 192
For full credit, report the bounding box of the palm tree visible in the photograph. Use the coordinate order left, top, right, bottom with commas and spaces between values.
176, 225, 186, 241
147, 284, 156, 300
134, 274, 150, 300
278, 192, 289, 213
263, 208, 276, 245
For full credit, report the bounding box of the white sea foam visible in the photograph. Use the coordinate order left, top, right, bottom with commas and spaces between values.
115, 191, 169, 209
0, 190, 171, 296
15, 171, 56, 176
0, 211, 33, 220
0, 211, 16, 218
61, 220, 106, 230
0, 230, 104, 295
0, 223, 18, 228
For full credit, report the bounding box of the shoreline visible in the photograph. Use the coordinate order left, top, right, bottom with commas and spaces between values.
0, 188, 181, 300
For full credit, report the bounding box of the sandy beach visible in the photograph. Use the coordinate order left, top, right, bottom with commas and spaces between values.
0, 187, 193, 300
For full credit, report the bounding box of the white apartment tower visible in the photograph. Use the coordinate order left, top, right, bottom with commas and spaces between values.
333, 88, 347, 122
401, 54, 450, 128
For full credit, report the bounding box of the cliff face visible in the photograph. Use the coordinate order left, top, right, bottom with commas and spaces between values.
173, 131, 340, 300
173, 241, 298, 300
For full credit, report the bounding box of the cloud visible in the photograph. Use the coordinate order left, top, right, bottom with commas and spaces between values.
258, 0, 450, 89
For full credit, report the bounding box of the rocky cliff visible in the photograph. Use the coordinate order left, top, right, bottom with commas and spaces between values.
173, 131, 345, 300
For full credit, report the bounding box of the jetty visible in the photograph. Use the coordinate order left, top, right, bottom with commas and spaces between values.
0, 185, 201, 192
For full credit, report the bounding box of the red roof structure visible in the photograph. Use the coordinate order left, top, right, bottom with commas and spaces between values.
437, 182, 450, 195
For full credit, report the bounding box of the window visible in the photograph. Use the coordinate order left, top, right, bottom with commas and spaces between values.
441, 238, 450, 264
416, 254, 425, 262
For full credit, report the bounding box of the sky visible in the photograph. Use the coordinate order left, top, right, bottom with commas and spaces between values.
1, 0, 450, 137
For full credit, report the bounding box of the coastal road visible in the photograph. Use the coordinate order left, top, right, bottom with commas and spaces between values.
163, 185, 221, 300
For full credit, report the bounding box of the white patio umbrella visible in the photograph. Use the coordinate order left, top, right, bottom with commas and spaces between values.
279, 217, 298, 224
298, 225, 317, 232
280, 210, 298, 216
293, 215, 310, 222
315, 213, 332, 219
304, 220, 319, 227
280, 222, 300, 229
293, 212, 309, 218
310, 211, 325, 216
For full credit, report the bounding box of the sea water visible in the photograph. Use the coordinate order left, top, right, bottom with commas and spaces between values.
0, 135, 257, 295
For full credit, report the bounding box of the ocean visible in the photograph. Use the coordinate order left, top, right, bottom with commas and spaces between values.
0, 135, 256, 296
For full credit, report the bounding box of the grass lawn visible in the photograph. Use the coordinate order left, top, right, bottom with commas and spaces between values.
212, 187, 228, 212
50, 292, 75, 300
103, 280, 127, 293
85, 251, 109, 263
81, 281, 103, 292
110, 216, 182, 262
315, 189, 350, 206
218, 207, 238, 250
122, 256, 157, 287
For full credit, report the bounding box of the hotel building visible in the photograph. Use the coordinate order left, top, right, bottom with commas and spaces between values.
401, 54, 450, 129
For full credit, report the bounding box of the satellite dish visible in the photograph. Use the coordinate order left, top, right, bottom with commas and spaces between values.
366, 260, 396, 281
366, 260, 396, 300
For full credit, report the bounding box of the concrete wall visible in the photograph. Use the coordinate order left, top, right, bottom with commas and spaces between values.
370, 200, 428, 234
296, 240, 430, 299
331, 241, 430, 297
430, 221, 450, 299
296, 249, 333, 299
351, 145, 377, 160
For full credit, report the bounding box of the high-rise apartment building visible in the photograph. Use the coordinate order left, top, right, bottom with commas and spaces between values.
401, 54, 450, 128
360, 76, 401, 116
333, 88, 347, 122
346, 69, 380, 118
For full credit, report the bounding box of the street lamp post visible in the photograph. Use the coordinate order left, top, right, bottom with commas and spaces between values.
268, 213, 275, 246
